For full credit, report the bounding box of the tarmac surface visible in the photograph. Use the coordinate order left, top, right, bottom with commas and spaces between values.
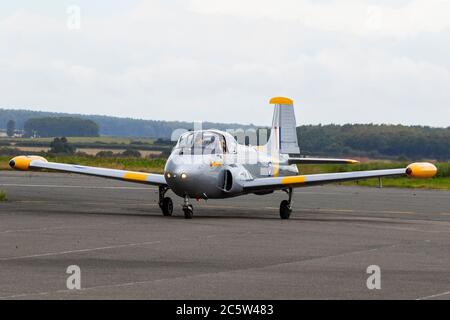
1, 171, 450, 300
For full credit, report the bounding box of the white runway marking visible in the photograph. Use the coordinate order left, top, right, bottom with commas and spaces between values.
0, 183, 152, 190
0, 240, 161, 261
2, 183, 448, 199
0, 226, 68, 235
417, 290, 450, 300
201, 204, 418, 216
295, 190, 450, 199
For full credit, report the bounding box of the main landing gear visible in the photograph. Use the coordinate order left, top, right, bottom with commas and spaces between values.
280, 187, 293, 220
159, 186, 173, 216
183, 196, 194, 219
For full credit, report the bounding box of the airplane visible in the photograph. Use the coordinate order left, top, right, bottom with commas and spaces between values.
8, 97, 437, 219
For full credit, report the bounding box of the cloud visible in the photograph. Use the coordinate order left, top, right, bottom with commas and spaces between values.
0, 1, 449, 127
189, 0, 450, 37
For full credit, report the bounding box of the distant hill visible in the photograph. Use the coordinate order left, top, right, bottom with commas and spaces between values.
1, 108, 449, 160
0, 108, 257, 139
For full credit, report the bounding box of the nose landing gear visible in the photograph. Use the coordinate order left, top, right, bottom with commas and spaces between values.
158, 187, 194, 218
280, 187, 293, 219
159, 186, 173, 216
183, 196, 194, 219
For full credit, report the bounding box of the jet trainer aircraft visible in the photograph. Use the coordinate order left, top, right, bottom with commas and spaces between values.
9, 97, 437, 219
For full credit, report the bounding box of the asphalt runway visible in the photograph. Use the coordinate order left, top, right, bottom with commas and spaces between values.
1, 171, 450, 300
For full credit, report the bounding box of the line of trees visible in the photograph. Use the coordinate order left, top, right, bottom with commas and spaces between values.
1, 108, 449, 160
0, 108, 255, 138
23, 117, 99, 138
298, 124, 450, 161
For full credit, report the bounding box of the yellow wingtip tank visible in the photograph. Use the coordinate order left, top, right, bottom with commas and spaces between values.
9, 156, 48, 171
406, 162, 437, 178
269, 97, 294, 106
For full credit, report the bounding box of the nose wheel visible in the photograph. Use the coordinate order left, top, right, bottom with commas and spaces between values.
183, 205, 194, 219
183, 196, 194, 219
280, 188, 293, 219
159, 186, 173, 216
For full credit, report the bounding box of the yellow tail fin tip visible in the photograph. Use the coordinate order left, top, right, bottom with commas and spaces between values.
269, 97, 294, 105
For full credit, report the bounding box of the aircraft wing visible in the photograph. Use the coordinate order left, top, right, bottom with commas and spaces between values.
288, 157, 359, 165
242, 162, 437, 193
9, 156, 167, 186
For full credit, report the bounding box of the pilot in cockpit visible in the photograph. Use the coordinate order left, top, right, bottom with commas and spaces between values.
177, 132, 223, 155
201, 135, 218, 154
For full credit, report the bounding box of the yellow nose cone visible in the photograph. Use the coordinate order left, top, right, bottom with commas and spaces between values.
406, 162, 437, 178
9, 156, 47, 171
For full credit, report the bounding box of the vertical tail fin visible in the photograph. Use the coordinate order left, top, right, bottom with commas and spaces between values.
267, 97, 300, 155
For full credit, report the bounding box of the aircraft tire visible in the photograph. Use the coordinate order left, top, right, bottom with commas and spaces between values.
280, 200, 292, 219
162, 197, 173, 216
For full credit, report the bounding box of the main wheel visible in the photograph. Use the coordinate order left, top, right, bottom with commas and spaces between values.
161, 197, 173, 216
183, 205, 194, 219
280, 200, 292, 220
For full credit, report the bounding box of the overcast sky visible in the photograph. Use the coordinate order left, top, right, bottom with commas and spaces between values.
1, 0, 449, 127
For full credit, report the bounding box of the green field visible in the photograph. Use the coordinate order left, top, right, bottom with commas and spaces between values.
0, 155, 165, 173
0, 136, 172, 158
343, 177, 450, 189
1, 154, 449, 189
4, 136, 156, 144
0, 190, 6, 201
298, 162, 450, 177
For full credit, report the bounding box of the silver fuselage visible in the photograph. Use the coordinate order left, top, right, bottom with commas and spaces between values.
164, 130, 298, 199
